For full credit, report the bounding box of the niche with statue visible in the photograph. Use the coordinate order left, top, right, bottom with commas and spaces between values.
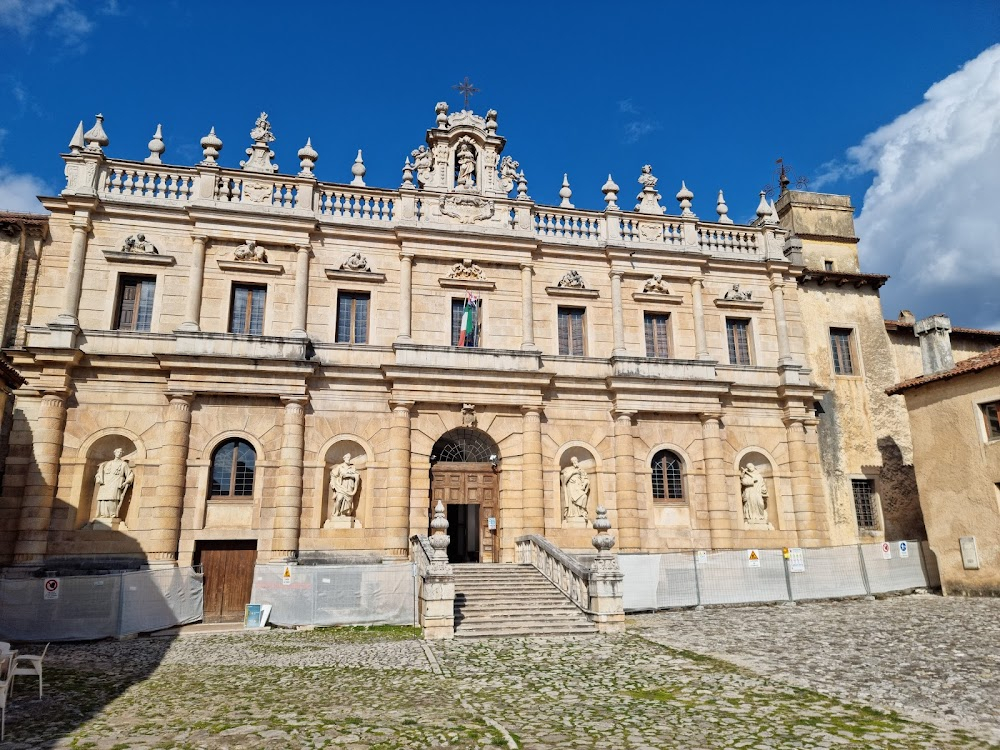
738, 451, 777, 530
83, 434, 141, 530
324, 439, 367, 529
558, 446, 599, 527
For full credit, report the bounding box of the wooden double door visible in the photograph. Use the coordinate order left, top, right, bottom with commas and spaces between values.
430, 463, 499, 563
197, 540, 258, 623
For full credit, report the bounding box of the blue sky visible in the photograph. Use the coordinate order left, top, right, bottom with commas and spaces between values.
1, 0, 998, 328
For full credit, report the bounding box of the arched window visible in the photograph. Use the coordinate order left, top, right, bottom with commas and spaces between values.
431, 429, 499, 463
651, 450, 683, 501
211, 439, 256, 498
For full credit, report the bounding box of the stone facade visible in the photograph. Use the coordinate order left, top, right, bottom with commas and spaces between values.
0, 106, 920, 570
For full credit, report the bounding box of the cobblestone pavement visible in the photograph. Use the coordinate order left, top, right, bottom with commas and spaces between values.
1, 596, 997, 749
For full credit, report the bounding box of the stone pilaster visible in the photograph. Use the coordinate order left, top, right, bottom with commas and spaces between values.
14, 392, 68, 563
610, 270, 626, 356
612, 410, 640, 551
386, 400, 413, 557
794, 417, 830, 544
147, 393, 193, 565
397, 252, 413, 342
179, 235, 207, 332
271, 397, 307, 561
520, 262, 535, 350
691, 277, 710, 360
55, 215, 91, 326
771, 273, 792, 365
700, 412, 732, 548
520, 405, 544, 535
291, 244, 310, 337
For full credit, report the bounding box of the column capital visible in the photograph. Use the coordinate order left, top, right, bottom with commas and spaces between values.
612, 409, 635, 424
389, 399, 415, 414
280, 395, 309, 409
690, 276, 704, 288
698, 411, 724, 426
609, 269, 624, 280
520, 404, 544, 417
190, 233, 208, 244
400, 250, 415, 262
69, 215, 92, 232
295, 243, 312, 254
40, 390, 68, 405
519, 261, 534, 271
166, 391, 194, 406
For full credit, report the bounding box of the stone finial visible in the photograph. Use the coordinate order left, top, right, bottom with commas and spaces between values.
755, 190, 771, 220
400, 158, 415, 190
515, 170, 530, 201
200, 127, 222, 165
485, 108, 498, 132
602, 174, 620, 210
145, 124, 165, 165
590, 505, 620, 572
297, 137, 318, 177
716, 190, 733, 224
435, 101, 449, 129
559, 173, 574, 209
675, 181, 694, 217
428, 500, 450, 563
350, 149, 366, 187
768, 199, 780, 225
68, 121, 85, 155
914, 314, 956, 375
83, 113, 109, 153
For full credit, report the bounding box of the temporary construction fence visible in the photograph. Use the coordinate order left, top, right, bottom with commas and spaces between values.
618, 541, 935, 611
250, 563, 416, 627
0, 567, 203, 641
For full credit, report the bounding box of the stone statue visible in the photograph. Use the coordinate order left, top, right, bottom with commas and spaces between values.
635, 164, 664, 214
234, 240, 267, 263
724, 283, 752, 301
557, 270, 586, 289
94, 448, 134, 519
562, 457, 591, 520
740, 463, 769, 524
499, 155, 520, 194
121, 233, 158, 254
448, 259, 486, 280
455, 142, 476, 189
329, 453, 361, 518
642, 274, 670, 294
340, 251, 372, 272
411, 145, 434, 187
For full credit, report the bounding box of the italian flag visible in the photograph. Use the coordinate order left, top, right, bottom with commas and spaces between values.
458, 293, 479, 347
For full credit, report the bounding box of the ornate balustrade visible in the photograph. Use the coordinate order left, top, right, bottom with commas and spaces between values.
515, 534, 592, 612
533, 207, 603, 242
317, 185, 396, 222
215, 174, 302, 209
410, 534, 434, 578
697, 224, 762, 256
101, 162, 197, 203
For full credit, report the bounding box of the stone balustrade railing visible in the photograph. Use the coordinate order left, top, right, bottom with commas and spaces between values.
101, 161, 197, 202
515, 534, 592, 612
410, 534, 434, 578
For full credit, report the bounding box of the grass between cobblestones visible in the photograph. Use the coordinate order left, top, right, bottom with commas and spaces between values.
1, 626, 996, 749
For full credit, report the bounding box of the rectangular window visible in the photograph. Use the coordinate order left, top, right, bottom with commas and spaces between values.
557, 307, 586, 356
830, 328, 856, 375
726, 318, 751, 365
229, 284, 266, 335
644, 313, 670, 358
336, 291, 369, 344
982, 401, 1000, 441
114, 275, 156, 332
851, 478, 878, 530
451, 296, 482, 347
824, 260, 834, 271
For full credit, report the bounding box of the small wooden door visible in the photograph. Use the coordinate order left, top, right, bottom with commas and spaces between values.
431, 463, 499, 563
198, 540, 258, 623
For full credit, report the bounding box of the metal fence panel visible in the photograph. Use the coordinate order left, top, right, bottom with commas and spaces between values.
119, 568, 204, 635
657, 553, 700, 609
861, 541, 928, 593
619, 554, 660, 611
0, 575, 121, 641
698, 549, 788, 606
789, 545, 868, 601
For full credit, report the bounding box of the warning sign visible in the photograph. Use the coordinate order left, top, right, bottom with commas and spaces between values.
44, 578, 59, 600
747, 549, 761, 568
282, 565, 292, 586
881, 541, 892, 560
898, 541, 909, 558
788, 548, 806, 573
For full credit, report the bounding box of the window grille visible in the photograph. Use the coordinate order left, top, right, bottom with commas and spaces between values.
211, 439, 256, 497
230, 284, 266, 335
651, 450, 684, 501
336, 292, 369, 344
451, 297, 482, 347
726, 318, 751, 365
830, 328, 856, 375
982, 401, 1000, 441
644, 313, 669, 358
851, 478, 878, 530
115, 275, 156, 332
558, 307, 586, 356
432, 429, 498, 463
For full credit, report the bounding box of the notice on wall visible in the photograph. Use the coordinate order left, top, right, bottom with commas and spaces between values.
747, 549, 761, 568
881, 542, 892, 560
282, 565, 292, 585
43, 577, 60, 600
788, 548, 805, 573
695, 550, 708, 566
959, 536, 980, 570
898, 541, 909, 559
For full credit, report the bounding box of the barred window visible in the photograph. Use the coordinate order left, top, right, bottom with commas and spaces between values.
726, 318, 752, 365
230, 284, 266, 335
851, 478, 878, 530
644, 313, 669, 358
651, 450, 684, 502
336, 291, 369, 344
558, 307, 586, 356
115, 275, 156, 332
830, 328, 856, 375
210, 439, 256, 498
981, 401, 1000, 441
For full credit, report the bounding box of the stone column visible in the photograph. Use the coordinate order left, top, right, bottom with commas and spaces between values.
520, 405, 544, 534
147, 394, 193, 565
691, 277, 710, 360
397, 252, 413, 342
386, 400, 413, 557
14, 392, 68, 563
271, 397, 307, 561
700, 412, 732, 548
612, 411, 640, 550
56, 215, 91, 325
179, 235, 208, 332
520, 262, 535, 350
291, 244, 310, 338
771, 273, 792, 365
610, 270, 626, 356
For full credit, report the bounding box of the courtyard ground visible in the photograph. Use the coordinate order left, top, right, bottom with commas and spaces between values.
1, 593, 997, 749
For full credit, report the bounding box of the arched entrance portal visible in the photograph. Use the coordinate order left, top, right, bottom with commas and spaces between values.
430, 429, 500, 563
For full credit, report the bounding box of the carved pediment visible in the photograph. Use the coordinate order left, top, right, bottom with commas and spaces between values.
448, 259, 487, 280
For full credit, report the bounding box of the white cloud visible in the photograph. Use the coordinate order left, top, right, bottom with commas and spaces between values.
849, 45, 1000, 329
0, 167, 49, 213
0, 0, 95, 47
617, 99, 660, 144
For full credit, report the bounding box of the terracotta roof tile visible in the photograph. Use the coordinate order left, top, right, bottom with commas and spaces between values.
887, 345, 1000, 395
798, 270, 889, 290
884, 319, 1000, 341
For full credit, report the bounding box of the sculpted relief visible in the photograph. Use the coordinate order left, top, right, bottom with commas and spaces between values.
94, 448, 134, 519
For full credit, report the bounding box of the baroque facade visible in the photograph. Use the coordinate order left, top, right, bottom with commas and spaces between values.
1, 104, 919, 580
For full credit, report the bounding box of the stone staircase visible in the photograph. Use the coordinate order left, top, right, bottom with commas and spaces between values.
452, 563, 596, 638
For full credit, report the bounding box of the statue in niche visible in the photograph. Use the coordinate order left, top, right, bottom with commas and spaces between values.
455, 142, 477, 189
341, 251, 372, 273
724, 283, 752, 301
642, 274, 671, 294
411, 145, 434, 187
328, 453, 361, 519
94, 448, 134, 519
740, 463, 769, 525
557, 270, 586, 289
562, 457, 591, 520
234, 240, 267, 263
448, 259, 486, 280
499, 155, 520, 194
121, 233, 158, 254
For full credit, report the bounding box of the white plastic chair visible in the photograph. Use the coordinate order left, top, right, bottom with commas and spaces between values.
0, 650, 17, 741
12, 643, 48, 700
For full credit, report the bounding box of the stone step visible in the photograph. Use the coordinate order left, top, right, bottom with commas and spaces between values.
455, 623, 597, 638
455, 608, 590, 621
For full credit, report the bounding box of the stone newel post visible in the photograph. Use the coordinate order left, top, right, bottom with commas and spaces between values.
588, 505, 625, 633
421, 500, 455, 640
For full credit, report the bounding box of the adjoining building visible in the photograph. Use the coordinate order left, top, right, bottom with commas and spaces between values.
0, 104, 928, 613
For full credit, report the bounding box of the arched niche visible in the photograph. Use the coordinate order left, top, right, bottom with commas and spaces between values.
83, 433, 140, 527
555, 443, 600, 526
323, 438, 369, 528
737, 449, 778, 530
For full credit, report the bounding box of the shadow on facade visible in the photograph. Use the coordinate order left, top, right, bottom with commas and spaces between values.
875, 437, 925, 541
